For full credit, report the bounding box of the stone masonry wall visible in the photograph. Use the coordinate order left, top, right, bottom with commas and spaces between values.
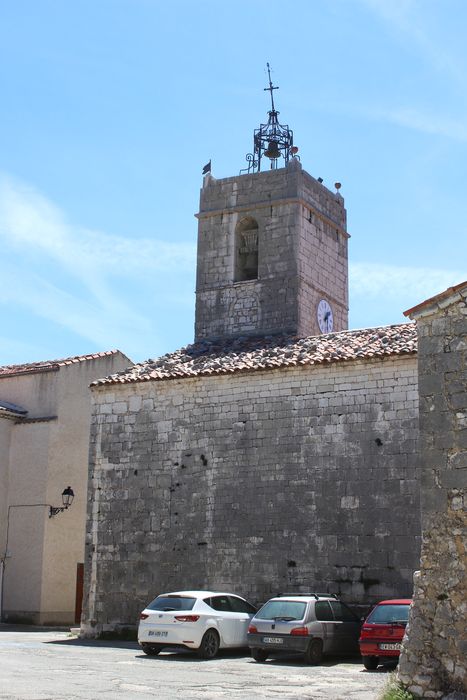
398, 287, 467, 698
81, 354, 420, 636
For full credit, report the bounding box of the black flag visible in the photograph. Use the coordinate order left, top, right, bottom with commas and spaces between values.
202, 160, 211, 175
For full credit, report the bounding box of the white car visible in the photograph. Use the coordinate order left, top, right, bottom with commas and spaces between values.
138, 590, 257, 658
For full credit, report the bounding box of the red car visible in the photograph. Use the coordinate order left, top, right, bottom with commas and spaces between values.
359, 598, 412, 670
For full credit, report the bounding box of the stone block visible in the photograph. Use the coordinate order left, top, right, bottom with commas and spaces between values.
441, 469, 467, 489
129, 395, 142, 412
421, 485, 448, 515
419, 374, 442, 396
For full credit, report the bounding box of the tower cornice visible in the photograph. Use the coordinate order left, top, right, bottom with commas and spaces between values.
195, 196, 350, 240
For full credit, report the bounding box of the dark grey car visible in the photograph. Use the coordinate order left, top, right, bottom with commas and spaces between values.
247, 594, 361, 664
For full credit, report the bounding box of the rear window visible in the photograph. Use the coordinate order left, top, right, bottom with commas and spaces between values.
147, 596, 196, 612
330, 600, 359, 622
366, 604, 410, 624
256, 600, 307, 621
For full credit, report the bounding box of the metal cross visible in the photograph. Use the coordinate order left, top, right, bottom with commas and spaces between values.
264, 62, 279, 112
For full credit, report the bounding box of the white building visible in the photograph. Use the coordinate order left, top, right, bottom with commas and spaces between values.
0, 350, 131, 625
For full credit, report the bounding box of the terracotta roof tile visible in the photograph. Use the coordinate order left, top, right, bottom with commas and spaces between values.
92, 323, 417, 387
0, 350, 123, 378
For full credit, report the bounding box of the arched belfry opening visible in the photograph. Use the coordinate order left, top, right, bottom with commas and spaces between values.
234, 217, 259, 281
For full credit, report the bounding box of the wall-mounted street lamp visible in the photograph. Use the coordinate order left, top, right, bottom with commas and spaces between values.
49, 486, 75, 518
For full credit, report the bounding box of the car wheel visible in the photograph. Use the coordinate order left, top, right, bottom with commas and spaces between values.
197, 629, 220, 659
251, 648, 269, 662
362, 655, 379, 670
304, 639, 323, 665
141, 643, 162, 656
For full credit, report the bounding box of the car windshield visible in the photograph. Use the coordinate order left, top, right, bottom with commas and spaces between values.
255, 600, 306, 621
147, 596, 196, 611
366, 604, 410, 624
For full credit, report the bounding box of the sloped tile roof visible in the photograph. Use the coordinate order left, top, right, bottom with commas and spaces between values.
404, 280, 467, 318
92, 323, 417, 387
0, 350, 123, 378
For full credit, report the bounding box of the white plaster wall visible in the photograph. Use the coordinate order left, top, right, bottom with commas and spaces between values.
0, 371, 58, 418
0, 419, 13, 554
3, 421, 51, 618
0, 373, 58, 622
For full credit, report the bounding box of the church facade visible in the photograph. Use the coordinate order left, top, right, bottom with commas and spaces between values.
81, 153, 422, 636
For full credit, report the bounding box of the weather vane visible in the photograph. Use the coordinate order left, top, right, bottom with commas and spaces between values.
242, 63, 298, 174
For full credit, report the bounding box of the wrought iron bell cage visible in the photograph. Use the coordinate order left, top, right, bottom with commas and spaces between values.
242, 63, 296, 174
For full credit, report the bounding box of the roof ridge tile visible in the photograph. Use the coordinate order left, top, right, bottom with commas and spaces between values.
0, 349, 123, 378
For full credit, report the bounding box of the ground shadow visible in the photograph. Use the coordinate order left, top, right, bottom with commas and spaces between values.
135, 649, 396, 671
46, 637, 139, 651
258, 655, 398, 671
245, 654, 362, 668
136, 647, 251, 662
0, 624, 70, 633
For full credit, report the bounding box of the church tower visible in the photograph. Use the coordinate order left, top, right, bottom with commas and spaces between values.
194, 67, 349, 342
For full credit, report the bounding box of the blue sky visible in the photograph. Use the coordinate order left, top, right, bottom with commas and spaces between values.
0, 0, 466, 365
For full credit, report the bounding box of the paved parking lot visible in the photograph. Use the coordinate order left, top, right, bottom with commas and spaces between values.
0, 627, 391, 699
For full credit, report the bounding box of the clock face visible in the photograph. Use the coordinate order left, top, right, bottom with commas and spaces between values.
317, 299, 333, 333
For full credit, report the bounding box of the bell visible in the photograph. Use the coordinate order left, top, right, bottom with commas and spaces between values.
264, 140, 280, 159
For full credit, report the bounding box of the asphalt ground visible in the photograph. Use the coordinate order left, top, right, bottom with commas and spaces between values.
0, 626, 392, 700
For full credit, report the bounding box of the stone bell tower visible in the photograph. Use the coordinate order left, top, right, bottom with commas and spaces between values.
194, 66, 349, 342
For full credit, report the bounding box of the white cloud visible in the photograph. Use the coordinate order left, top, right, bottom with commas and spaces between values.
0, 174, 196, 354
0, 175, 195, 276
369, 106, 467, 143
360, 0, 467, 88
325, 2, 467, 144
350, 262, 465, 307
0, 261, 149, 349
315, 98, 467, 145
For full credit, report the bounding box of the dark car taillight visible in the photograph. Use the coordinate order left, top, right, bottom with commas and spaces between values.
248, 624, 258, 634
290, 626, 309, 636
140, 613, 149, 620
174, 615, 200, 622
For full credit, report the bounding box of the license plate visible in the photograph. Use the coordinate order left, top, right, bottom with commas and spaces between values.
148, 630, 168, 637
379, 643, 401, 650
262, 636, 283, 644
